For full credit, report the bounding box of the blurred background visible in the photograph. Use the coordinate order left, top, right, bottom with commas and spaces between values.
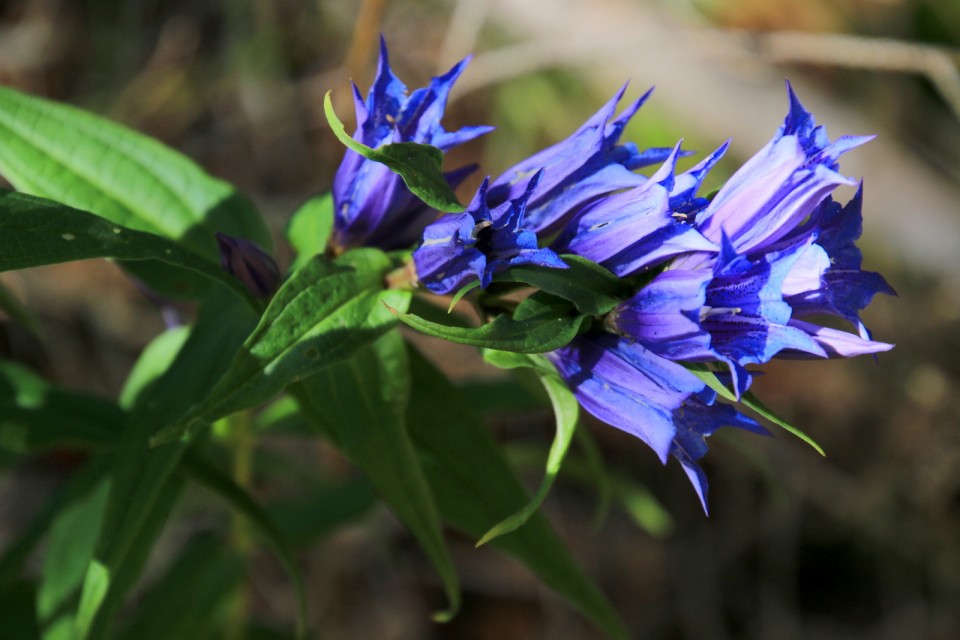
1, 0, 958, 638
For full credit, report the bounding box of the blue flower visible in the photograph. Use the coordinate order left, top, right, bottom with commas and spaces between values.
332, 38, 493, 251
606, 85, 893, 394
552, 142, 721, 277
413, 171, 567, 294
546, 333, 764, 511
486, 86, 680, 236
611, 234, 838, 395
689, 81, 872, 257
546, 333, 705, 462
670, 390, 768, 511
779, 185, 896, 338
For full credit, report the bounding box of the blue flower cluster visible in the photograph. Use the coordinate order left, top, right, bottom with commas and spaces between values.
331, 43, 894, 510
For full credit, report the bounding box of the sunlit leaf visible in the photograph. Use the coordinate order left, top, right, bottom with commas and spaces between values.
155, 252, 410, 444
407, 347, 628, 639
0, 189, 258, 308
286, 193, 333, 273
0, 85, 270, 296
292, 331, 460, 621
324, 92, 463, 213
476, 351, 579, 545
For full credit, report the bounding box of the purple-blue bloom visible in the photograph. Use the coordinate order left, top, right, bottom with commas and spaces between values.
552, 143, 720, 277
611, 235, 835, 395
545, 333, 705, 463
215, 232, 280, 298
546, 333, 765, 511
606, 85, 893, 394
779, 186, 896, 338
332, 39, 492, 251
413, 171, 567, 294
670, 390, 768, 511
690, 82, 872, 257
486, 86, 679, 236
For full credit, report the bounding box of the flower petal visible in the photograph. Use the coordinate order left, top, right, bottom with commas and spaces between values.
547, 334, 705, 462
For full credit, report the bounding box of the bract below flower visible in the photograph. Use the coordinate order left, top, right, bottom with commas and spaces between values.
413, 171, 566, 295
332, 39, 493, 251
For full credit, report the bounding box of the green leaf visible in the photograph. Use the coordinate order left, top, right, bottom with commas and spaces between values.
114, 535, 243, 640
0, 189, 259, 308
292, 331, 461, 621
74, 291, 258, 640
683, 364, 826, 455
323, 92, 464, 213
447, 280, 481, 312
741, 391, 826, 456
407, 295, 473, 329
119, 327, 191, 410
0, 361, 123, 453
267, 478, 377, 548
406, 346, 629, 640
684, 362, 738, 403
181, 451, 307, 637
573, 427, 615, 531
394, 297, 588, 354
154, 253, 411, 444
494, 254, 631, 315
252, 396, 314, 437
477, 351, 579, 546
286, 193, 333, 273
0, 85, 270, 295
37, 471, 110, 640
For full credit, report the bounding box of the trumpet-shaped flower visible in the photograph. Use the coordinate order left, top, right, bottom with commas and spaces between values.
689, 82, 872, 257
779, 186, 896, 338
413, 171, 566, 294
552, 143, 721, 276
332, 39, 492, 251
487, 86, 679, 236
671, 390, 768, 511
546, 334, 766, 511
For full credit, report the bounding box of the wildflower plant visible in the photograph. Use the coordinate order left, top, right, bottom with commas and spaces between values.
0, 41, 892, 639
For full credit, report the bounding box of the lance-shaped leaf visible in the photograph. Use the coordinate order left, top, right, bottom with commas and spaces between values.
292, 331, 461, 621
683, 363, 826, 455
286, 193, 333, 273
742, 390, 825, 456
0, 361, 123, 454
477, 350, 579, 546
39, 472, 111, 639
0, 189, 258, 308
154, 250, 410, 444
324, 92, 464, 213
493, 254, 632, 315
406, 346, 629, 640
395, 293, 588, 354
74, 291, 258, 640
0, 85, 270, 295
